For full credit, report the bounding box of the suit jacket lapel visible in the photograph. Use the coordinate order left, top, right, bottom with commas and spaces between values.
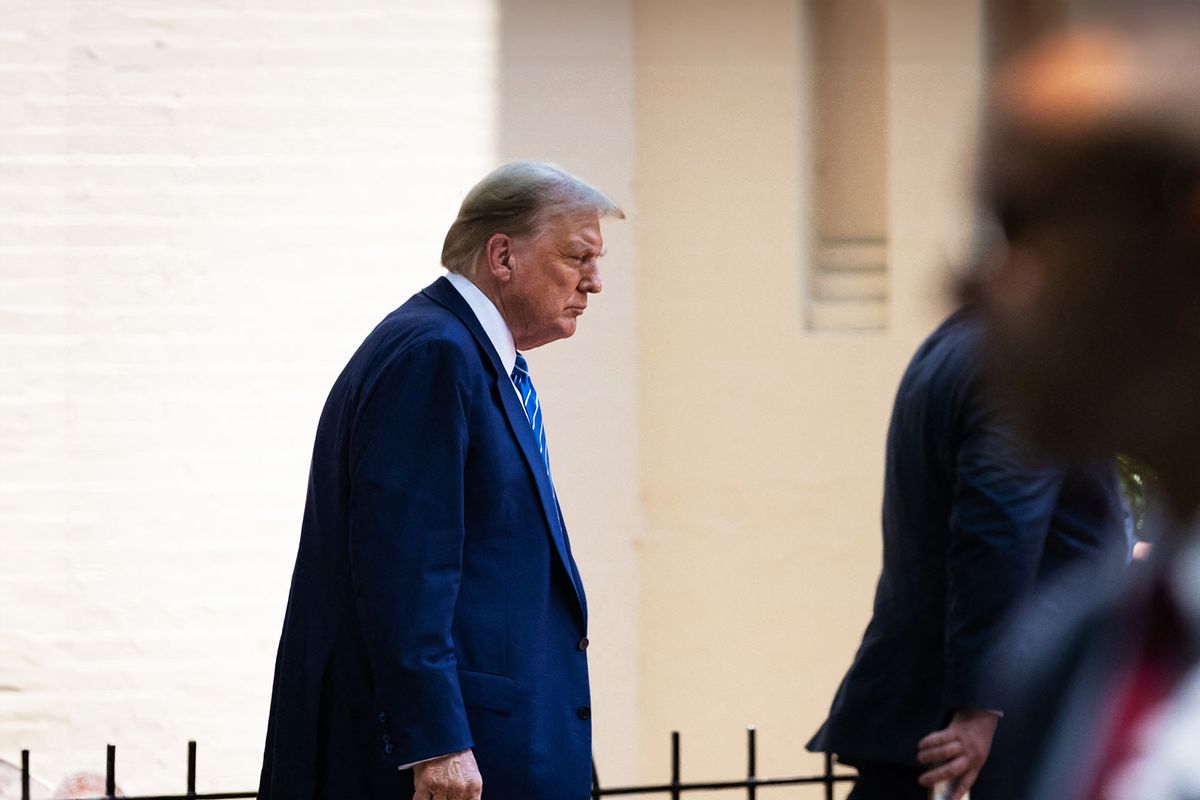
555, 495, 588, 622
422, 277, 587, 624
495, 376, 588, 619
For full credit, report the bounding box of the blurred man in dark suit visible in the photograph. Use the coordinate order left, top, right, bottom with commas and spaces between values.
807, 306, 1128, 800
965, 5, 1200, 798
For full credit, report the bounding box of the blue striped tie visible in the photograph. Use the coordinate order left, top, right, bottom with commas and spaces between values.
511, 353, 551, 477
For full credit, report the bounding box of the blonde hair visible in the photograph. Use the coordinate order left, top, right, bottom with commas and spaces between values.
441, 160, 624, 274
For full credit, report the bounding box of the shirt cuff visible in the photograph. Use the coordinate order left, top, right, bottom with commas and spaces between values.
398, 753, 446, 771
400, 748, 470, 772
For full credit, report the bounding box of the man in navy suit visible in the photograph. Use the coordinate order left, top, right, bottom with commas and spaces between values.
258, 161, 623, 800
807, 307, 1128, 800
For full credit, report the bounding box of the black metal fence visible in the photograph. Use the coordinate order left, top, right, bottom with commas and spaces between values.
15, 728, 855, 800
591, 729, 856, 798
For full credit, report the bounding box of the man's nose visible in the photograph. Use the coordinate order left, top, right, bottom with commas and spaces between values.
581, 265, 602, 294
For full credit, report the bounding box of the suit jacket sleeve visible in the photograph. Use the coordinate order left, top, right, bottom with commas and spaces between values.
346, 338, 475, 767
944, 386, 1064, 712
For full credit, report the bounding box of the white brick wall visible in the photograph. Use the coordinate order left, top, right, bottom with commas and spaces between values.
0, 1, 497, 792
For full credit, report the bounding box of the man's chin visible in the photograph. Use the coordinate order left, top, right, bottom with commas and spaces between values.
520, 322, 577, 350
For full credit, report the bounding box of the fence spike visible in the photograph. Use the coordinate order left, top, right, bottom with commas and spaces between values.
747, 726, 757, 800
106, 744, 116, 799
670, 731, 681, 800
187, 740, 197, 798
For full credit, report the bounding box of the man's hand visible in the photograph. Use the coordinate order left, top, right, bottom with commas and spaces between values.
412, 749, 482, 800
916, 709, 999, 800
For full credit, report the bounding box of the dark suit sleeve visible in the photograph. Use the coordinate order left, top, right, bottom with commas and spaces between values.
944, 390, 1064, 712
346, 339, 475, 768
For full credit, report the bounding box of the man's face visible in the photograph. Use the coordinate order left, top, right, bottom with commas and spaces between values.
501, 210, 604, 350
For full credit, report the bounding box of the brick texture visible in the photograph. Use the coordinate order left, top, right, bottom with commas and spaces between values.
0, 1, 497, 792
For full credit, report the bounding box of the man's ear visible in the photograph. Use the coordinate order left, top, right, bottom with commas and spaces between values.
484, 233, 514, 283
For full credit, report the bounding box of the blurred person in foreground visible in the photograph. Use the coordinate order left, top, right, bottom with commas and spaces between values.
960, 4, 1200, 798
807, 303, 1128, 800
258, 161, 623, 800
50, 773, 124, 799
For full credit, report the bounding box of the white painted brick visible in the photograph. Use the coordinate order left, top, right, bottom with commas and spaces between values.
0, 0, 497, 792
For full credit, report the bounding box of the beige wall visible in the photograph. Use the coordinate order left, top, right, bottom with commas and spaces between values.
633, 0, 982, 792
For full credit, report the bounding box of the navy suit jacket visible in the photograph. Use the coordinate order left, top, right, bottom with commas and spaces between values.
258, 277, 592, 800
807, 308, 1128, 770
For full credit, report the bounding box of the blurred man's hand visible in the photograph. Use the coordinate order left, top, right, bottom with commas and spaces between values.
917, 709, 999, 800
412, 749, 482, 800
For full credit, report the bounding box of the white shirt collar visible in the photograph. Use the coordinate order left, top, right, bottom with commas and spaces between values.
444, 271, 517, 378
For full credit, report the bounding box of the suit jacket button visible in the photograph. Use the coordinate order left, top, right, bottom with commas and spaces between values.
383, 743, 394, 755
577, 706, 591, 720
577, 637, 589, 651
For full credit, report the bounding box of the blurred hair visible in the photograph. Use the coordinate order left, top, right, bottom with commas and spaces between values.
440, 160, 624, 274
51, 772, 124, 799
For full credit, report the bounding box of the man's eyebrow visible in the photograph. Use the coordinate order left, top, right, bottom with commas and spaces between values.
566, 240, 605, 257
